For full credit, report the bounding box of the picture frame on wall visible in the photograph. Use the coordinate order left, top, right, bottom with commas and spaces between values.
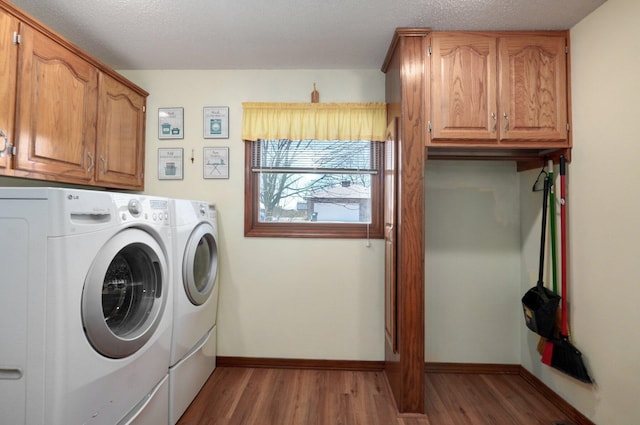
158, 107, 184, 139
203, 147, 229, 179
158, 148, 184, 180
203, 106, 229, 139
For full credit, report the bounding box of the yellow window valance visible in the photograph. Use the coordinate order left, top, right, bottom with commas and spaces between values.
242, 102, 387, 142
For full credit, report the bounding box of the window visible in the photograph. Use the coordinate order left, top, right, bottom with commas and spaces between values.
244, 139, 383, 238
241, 101, 387, 239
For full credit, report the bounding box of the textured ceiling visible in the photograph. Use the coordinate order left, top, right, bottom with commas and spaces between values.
8, 0, 606, 70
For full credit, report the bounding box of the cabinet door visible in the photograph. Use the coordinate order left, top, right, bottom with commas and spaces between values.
0, 10, 18, 173
14, 24, 98, 183
498, 35, 568, 143
430, 33, 498, 143
96, 73, 146, 190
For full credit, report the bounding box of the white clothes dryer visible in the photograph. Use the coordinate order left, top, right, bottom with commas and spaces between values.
168, 199, 219, 424
0, 188, 173, 425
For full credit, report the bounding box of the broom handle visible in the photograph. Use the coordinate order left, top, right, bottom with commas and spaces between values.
548, 160, 558, 294
537, 174, 550, 286
560, 155, 569, 336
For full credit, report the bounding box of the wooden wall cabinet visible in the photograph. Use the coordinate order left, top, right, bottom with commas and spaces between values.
95, 73, 146, 190
13, 23, 99, 185
0, 2, 148, 190
429, 31, 570, 159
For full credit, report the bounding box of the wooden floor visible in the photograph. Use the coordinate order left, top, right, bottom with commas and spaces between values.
177, 367, 575, 425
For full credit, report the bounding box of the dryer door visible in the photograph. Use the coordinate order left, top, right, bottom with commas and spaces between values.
183, 222, 218, 306
82, 228, 169, 359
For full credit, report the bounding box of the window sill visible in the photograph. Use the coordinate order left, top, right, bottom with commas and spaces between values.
244, 222, 383, 239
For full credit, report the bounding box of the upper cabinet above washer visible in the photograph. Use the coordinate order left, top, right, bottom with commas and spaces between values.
0, 1, 148, 190
428, 31, 570, 160
12, 22, 99, 185
95, 72, 146, 190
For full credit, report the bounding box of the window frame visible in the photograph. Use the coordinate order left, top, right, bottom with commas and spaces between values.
244, 141, 384, 239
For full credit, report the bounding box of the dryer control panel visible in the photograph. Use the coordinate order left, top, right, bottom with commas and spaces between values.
114, 195, 170, 225
197, 202, 216, 221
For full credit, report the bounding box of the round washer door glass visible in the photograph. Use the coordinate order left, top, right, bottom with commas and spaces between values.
82, 228, 168, 358
183, 222, 218, 305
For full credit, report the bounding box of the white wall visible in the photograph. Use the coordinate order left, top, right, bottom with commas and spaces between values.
425, 161, 521, 364
120, 69, 387, 361
520, 0, 640, 423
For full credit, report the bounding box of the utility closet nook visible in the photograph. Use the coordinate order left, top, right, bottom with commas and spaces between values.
382, 28, 573, 415
425, 160, 521, 364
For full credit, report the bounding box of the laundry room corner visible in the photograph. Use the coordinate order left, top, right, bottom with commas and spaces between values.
120, 68, 387, 362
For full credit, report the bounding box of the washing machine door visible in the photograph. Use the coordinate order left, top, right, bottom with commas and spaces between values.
82, 228, 169, 359
183, 222, 218, 306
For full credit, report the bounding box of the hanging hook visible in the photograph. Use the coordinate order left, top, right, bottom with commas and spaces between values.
532, 163, 548, 192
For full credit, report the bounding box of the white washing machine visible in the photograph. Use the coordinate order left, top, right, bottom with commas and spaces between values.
0, 188, 173, 425
168, 199, 219, 424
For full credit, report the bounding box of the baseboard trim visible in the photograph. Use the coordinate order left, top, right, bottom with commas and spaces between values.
216, 356, 385, 371
425, 361, 521, 375
519, 366, 596, 425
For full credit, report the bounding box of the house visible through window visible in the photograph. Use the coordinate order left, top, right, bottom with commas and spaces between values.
244, 139, 383, 238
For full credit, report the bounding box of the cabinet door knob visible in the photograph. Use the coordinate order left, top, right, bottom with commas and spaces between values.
100, 156, 107, 174
491, 113, 497, 132
87, 151, 95, 173
503, 113, 510, 133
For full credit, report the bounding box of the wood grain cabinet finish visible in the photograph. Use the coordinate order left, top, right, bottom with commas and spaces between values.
0, 2, 148, 190
383, 118, 398, 354
0, 8, 18, 174
382, 28, 428, 415
13, 23, 98, 184
429, 31, 569, 149
96, 73, 146, 190
380, 28, 570, 415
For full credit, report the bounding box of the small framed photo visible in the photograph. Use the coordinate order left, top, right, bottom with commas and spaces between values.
203, 147, 229, 179
158, 148, 184, 180
158, 107, 184, 139
203, 106, 229, 139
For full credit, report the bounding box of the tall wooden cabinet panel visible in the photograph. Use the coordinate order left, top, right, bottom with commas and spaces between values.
0, 9, 18, 173
381, 28, 427, 415
14, 23, 98, 183
429, 31, 569, 149
96, 73, 145, 190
